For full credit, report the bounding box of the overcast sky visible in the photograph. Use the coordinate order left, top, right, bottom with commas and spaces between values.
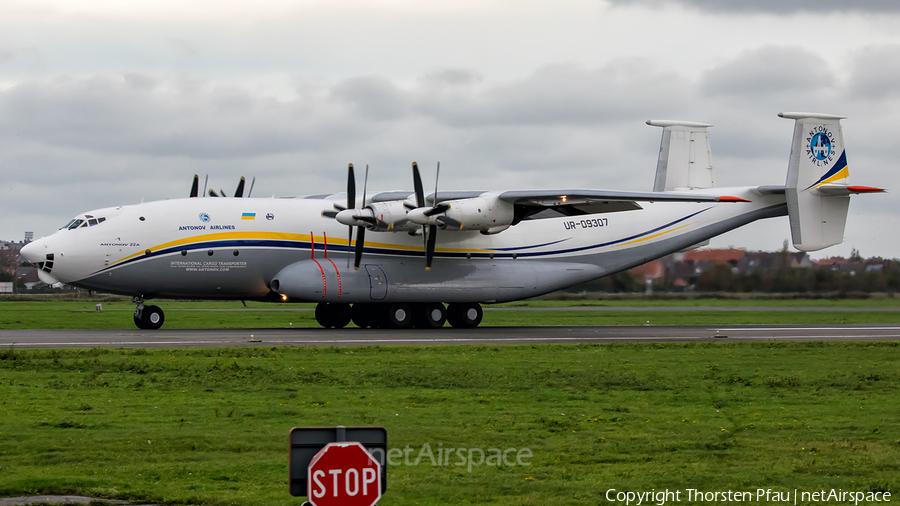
1, 0, 897, 258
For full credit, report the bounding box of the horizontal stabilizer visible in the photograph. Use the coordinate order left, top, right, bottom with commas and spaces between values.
816, 185, 886, 196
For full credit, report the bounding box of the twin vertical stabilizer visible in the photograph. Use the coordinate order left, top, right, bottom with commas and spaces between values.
647, 120, 715, 191
780, 112, 850, 251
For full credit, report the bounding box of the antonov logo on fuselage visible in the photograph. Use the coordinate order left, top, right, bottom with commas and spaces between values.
806, 126, 835, 167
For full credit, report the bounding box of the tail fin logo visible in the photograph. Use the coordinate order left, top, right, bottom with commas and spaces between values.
806, 127, 836, 166
804, 151, 849, 191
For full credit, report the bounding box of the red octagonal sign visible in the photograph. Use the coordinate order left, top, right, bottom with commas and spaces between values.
308, 441, 382, 506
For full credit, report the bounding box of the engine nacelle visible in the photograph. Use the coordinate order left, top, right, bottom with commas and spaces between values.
421, 195, 514, 232
335, 200, 419, 232
368, 200, 420, 232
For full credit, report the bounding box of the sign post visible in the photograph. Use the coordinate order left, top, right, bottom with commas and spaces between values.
307, 442, 381, 506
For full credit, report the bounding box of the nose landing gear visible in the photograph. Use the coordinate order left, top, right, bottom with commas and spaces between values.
133, 299, 165, 330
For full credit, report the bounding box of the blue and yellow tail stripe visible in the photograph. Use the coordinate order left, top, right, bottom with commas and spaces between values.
805, 151, 849, 191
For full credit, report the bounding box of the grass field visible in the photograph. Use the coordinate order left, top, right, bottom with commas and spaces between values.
3, 299, 900, 329
1, 342, 899, 505
1, 299, 898, 505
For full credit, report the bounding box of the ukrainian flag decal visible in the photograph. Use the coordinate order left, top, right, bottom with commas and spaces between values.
241, 212, 256, 220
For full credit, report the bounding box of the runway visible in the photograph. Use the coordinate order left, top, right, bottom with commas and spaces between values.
2, 325, 900, 349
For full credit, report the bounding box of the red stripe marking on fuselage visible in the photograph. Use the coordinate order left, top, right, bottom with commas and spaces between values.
311, 231, 326, 298
312, 258, 326, 298
326, 258, 341, 298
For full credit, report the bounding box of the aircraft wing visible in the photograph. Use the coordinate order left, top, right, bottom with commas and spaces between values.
497, 189, 737, 206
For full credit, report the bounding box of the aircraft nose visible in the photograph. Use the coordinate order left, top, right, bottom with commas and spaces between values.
19, 240, 43, 265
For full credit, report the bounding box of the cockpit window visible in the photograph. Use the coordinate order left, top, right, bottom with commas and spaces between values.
61, 215, 108, 230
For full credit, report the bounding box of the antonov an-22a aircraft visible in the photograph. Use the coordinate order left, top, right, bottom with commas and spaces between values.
20, 112, 884, 330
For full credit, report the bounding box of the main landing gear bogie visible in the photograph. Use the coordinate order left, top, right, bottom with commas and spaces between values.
315, 301, 478, 329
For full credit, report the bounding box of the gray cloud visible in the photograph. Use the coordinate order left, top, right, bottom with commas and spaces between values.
700, 45, 832, 98
847, 45, 900, 100
0, 74, 372, 159
416, 61, 694, 127
330, 75, 410, 121
607, 0, 900, 14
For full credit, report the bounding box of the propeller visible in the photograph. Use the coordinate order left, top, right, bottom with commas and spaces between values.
208, 188, 220, 197
190, 174, 199, 198
234, 177, 246, 198
246, 177, 256, 198
321, 164, 372, 270
353, 165, 370, 270
410, 161, 443, 270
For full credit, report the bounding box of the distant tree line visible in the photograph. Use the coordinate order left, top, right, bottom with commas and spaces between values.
560, 255, 900, 295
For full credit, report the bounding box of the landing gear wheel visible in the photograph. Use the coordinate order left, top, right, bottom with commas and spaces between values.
133, 312, 147, 329
386, 303, 413, 329
351, 304, 383, 329
315, 303, 352, 328
413, 302, 446, 329
141, 305, 165, 330
447, 302, 482, 328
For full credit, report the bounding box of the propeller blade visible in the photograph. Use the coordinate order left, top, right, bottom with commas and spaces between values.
246, 177, 256, 198
345, 164, 356, 269
361, 164, 369, 206
234, 177, 246, 198
220, 189, 226, 198
322, 210, 339, 219
412, 162, 425, 208
333, 203, 347, 211
426, 224, 437, 270
208, 189, 220, 197
433, 161, 440, 205
424, 162, 441, 270
347, 164, 356, 210
190, 174, 199, 198
354, 165, 370, 270
353, 215, 377, 225
424, 202, 450, 217
202, 174, 209, 197
347, 226, 353, 269
354, 226, 366, 270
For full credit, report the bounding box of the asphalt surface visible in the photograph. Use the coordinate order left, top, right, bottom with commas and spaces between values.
2, 324, 900, 349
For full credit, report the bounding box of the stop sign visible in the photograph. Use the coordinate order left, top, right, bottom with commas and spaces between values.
307, 441, 382, 506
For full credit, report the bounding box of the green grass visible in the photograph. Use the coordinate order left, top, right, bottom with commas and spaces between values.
1, 342, 899, 505
496, 298, 900, 308
2, 300, 900, 329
